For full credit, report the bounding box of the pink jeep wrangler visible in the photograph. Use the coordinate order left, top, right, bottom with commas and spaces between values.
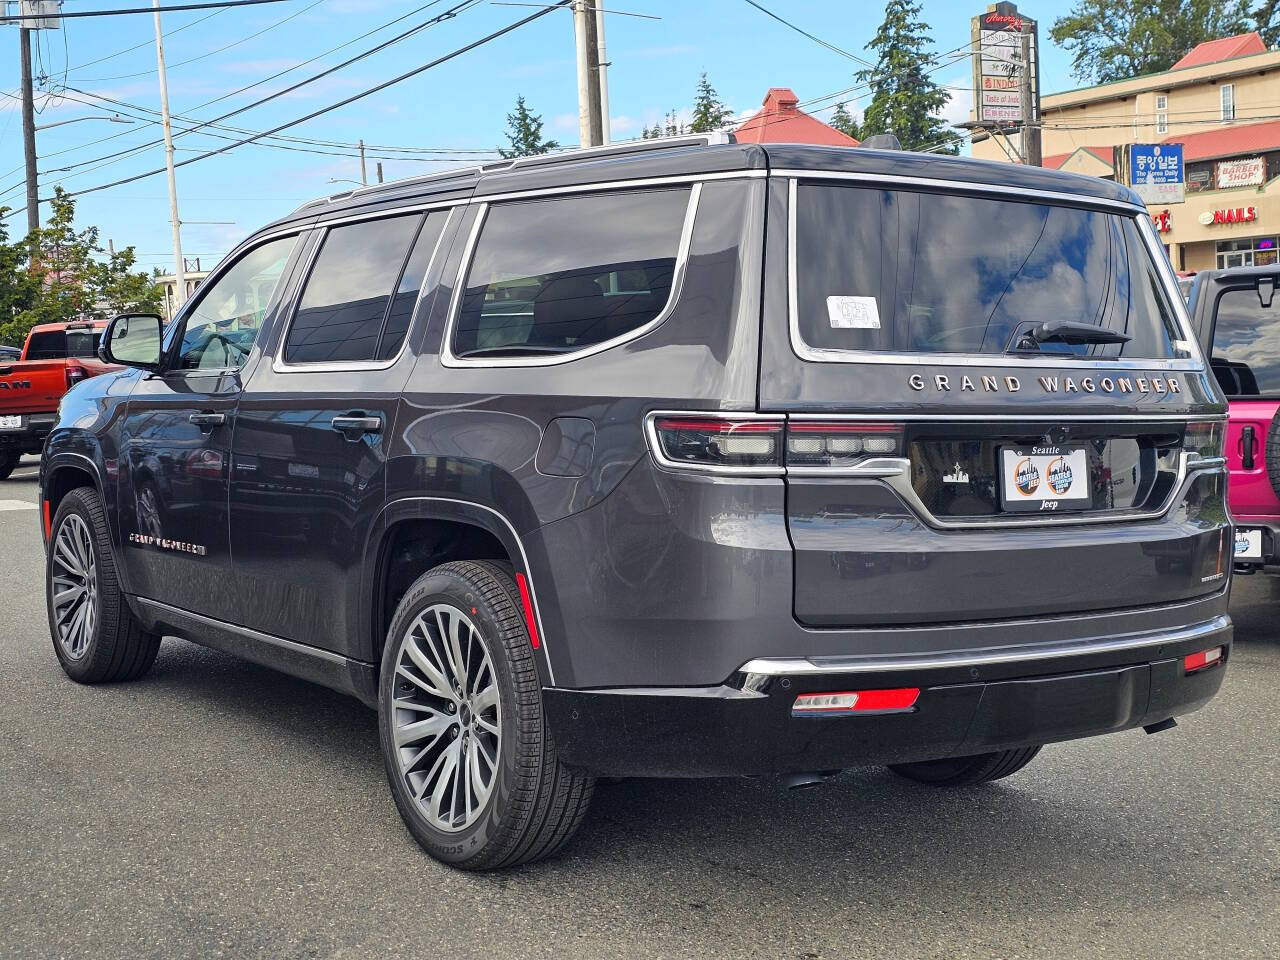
1192, 266, 1280, 571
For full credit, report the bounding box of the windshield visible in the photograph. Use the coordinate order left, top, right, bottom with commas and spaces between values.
793, 183, 1184, 359
1210, 285, 1280, 397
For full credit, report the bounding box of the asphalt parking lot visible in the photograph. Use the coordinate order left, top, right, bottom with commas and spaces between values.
1, 455, 1277, 960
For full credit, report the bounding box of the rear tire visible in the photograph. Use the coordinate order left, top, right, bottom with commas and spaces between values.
46, 487, 161, 683
0, 449, 19, 480
888, 746, 1042, 787
378, 560, 593, 870
1266, 409, 1280, 500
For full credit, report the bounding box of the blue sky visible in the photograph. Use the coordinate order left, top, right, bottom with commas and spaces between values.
0, 0, 1078, 273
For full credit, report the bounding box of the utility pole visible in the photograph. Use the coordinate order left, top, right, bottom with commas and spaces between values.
595, 3, 610, 144
359, 139, 368, 185
572, 1, 603, 147
153, 0, 184, 309
20, 27, 39, 236
1019, 24, 1040, 167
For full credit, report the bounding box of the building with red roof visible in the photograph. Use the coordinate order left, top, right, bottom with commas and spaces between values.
734, 88, 859, 147
971, 26, 1280, 272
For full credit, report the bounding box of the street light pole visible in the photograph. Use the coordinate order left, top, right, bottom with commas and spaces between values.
20, 27, 39, 236
153, 0, 185, 311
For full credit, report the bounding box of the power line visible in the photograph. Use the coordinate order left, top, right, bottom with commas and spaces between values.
56, 0, 573, 200
62, 7, 226, 74
72, 0, 326, 82
739, 0, 876, 69
0, 0, 292, 22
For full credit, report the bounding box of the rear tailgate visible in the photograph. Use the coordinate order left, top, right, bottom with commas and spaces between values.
761, 170, 1229, 628
0, 360, 71, 418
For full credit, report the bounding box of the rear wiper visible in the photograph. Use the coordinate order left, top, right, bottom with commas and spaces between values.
1010, 321, 1131, 352
454, 344, 574, 359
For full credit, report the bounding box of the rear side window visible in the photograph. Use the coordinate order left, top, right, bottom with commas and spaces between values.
378, 210, 449, 361
285, 214, 425, 364
793, 183, 1182, 359
452, 187, 690, 358
1210, 287, 1280, 396
24, 331, 66, 360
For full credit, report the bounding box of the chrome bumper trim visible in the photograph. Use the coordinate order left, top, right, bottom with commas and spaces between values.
739, 615, 1231, 676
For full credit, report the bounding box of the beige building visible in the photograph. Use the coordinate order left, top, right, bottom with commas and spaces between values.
155, 269, 209, 322
972, 32, 1280, 273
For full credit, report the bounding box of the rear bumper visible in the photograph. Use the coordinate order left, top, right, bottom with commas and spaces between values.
1230, 518, 1280, 570
544, 615, 1231, 777
0, 413, 56, 453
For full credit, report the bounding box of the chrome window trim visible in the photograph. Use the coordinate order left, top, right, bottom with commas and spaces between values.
439, 182, 703, 369
312, 197, 465, 228
386, 496, 556, 685
784, 177, 1206, 371
738, 615, 1230, 676
643, 409, 786, 477
468, 169, 759, 205
271, 208, 456, 375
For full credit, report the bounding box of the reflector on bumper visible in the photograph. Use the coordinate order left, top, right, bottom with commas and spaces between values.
792, 687, 920, 716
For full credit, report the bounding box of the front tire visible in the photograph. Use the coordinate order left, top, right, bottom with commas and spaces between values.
46, 487, 161, 683
378, 560, 593, 870
888, 746, 1042, 787
0, 449, 19, 480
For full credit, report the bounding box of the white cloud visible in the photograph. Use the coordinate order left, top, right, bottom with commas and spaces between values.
938, 72, 973, 130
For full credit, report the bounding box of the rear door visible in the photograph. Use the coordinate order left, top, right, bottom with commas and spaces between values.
228, 207, 455, 657
760, 175, 1228, 627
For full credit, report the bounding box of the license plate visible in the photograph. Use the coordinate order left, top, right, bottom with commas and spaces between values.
1000, 446, 1091, 513
0, 415, 21, 430
1235, 528, 1263, 561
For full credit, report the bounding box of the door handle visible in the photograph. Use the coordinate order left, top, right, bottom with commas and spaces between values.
189, 411, 226, 429
330, 415, 382, 439
1242, 426, 1255, 470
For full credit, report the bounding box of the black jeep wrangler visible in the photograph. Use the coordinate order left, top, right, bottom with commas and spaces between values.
40, 136, 1232, 870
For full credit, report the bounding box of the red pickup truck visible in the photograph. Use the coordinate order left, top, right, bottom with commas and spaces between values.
0, 320, 117, 478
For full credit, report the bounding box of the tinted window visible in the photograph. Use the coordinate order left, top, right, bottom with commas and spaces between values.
1210, 287, 1280, 396
285, 215, 421, 364
453, 188, 689, 358
377, 211, 448, 361
24, 331, 66, 360
179, 236, 296, 371
794, 184, 1181, 359
65, 329, 99, 358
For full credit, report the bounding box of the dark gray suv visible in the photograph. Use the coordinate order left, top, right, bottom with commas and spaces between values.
40, 135, 1232, 870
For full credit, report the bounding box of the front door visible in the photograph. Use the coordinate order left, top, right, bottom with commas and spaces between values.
118, 234, 301, 618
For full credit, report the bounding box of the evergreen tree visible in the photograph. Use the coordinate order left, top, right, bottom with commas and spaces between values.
1255, 0, 1280, 46
830, 101, 859, 140
1050, 0, 1251, 83
663, 110, 684, 137
856, 1, 956, 154
499, 95, 559, 158
688, 73, 734, 133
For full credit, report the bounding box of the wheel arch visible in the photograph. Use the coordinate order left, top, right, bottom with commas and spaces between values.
42, 452, 103, 542
365, 497, 556, 685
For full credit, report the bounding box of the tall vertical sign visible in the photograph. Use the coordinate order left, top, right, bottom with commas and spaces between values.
971, 2, 1038, 127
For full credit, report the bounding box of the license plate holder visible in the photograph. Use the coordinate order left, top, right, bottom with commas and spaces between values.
1234, 528, 1263, 561
0, 414, 22, 431
1000, 446, 1091, 513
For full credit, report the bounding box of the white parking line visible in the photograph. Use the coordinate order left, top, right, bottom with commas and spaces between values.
0, 499, 37, 511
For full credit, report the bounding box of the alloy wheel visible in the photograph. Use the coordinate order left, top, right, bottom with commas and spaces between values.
50, 514, 98, 660
391, 603, 501, 833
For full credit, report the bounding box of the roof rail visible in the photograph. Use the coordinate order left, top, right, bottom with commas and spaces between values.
480, 131, 733, 175
290, 132, 734, 214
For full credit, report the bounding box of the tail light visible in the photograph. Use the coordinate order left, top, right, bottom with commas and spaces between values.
648, 414, 904, 474
1184, 421, 1226, 462
1184, 646, 1223, 674
66, 363, 87, 389
792, 687, 920, 716
649, 416, 784, 471
786, 421, 903, 467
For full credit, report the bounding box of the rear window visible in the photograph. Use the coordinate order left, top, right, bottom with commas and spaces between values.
23, 331, 66, 360
1210, 286, 1280, 397
793, 184, 1183, 359
452, 187, 690, 359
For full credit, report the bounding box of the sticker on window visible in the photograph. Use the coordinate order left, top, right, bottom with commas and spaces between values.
826, 296, 880, 329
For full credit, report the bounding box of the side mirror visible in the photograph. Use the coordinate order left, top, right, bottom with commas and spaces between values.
100, 313, 164, 370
